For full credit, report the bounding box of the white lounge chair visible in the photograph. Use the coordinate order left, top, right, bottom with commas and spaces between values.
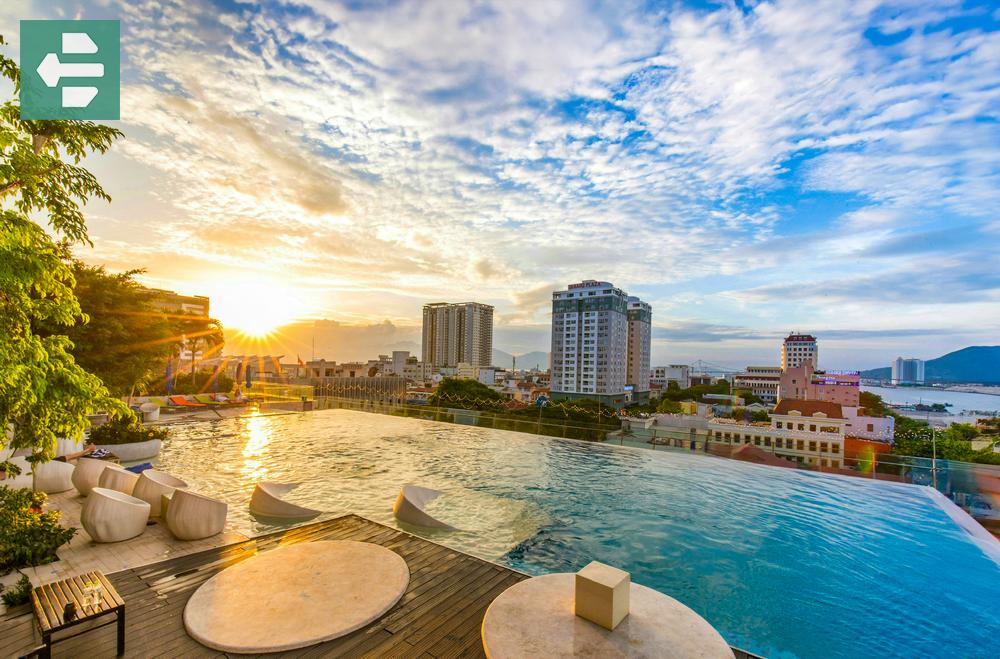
98, 465, 139, 496
164, 489, 227, 540
249, 482, 321, 520
32, 460, 76, 493
81, 487, 150, 543
72, 457, 116, 496
392, 484, 456, 530
133, 470, 188, 517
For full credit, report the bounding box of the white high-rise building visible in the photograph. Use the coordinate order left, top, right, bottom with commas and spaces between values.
626, 297, 652, 395
891, 357, 925, 385
551, 280, 649, 406
421, 302, 494, 368
781, 333, 818, 370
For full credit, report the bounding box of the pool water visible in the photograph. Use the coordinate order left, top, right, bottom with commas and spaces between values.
157, 409, 1000, 658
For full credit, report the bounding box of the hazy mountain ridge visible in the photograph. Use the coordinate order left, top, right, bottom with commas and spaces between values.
860, 346, 1000, 384
492, 349, 549, 370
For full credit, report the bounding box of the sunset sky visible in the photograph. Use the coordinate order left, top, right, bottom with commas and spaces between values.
2, 0, 998, 369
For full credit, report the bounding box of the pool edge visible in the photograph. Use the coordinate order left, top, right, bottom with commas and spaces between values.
922, 486, 1000, 566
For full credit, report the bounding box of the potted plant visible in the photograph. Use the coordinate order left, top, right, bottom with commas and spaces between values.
88, 415, 170, 462
0, 489, 76, 575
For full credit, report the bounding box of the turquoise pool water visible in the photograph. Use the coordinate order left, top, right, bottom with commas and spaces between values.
157, 409, 1000, 658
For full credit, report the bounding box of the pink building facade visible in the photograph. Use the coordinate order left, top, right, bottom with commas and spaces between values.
779, 362, 860, 408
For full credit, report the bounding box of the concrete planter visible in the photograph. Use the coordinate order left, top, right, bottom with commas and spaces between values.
94, 438, 162, 462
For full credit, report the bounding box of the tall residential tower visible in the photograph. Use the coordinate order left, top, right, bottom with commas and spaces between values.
421, 302, 494, 368
550, 280, 650, 406
626, 297, 652, 396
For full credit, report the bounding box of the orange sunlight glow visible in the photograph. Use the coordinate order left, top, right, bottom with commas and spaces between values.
206, 281, 309, 337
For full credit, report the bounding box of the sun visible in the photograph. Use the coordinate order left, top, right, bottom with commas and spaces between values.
206, 281, 307, 337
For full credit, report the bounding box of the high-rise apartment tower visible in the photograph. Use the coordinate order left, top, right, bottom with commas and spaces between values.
421, 302, 494, 368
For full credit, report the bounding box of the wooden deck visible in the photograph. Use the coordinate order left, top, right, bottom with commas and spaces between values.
0, 515, 525, 658
1, 514, 763, 659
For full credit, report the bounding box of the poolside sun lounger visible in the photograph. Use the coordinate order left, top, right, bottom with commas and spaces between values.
168, 395, 206, 407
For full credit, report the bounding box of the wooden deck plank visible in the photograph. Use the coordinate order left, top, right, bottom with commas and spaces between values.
0, 514, 756, 659
0, 515, 528, 659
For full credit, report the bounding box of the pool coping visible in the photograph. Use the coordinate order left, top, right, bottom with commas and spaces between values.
922, 486, 1000, 565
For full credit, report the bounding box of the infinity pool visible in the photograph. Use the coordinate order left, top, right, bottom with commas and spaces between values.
157, 409, 1000, 658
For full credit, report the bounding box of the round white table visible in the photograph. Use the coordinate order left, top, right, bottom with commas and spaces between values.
482, 573, 733, 658
184, 540, 409, 653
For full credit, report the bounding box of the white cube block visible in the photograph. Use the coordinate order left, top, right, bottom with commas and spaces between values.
575, 561, 630, 631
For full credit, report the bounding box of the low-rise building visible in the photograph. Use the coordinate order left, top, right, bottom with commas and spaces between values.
402, 358, 435, 384
708, 399, 847, 468
732, 366, 782, 403
650, 365, 690, 390
144, 287, 210, 317
843, 406, 895, 441
456, 363, 497, 386
779, 362, 860, 407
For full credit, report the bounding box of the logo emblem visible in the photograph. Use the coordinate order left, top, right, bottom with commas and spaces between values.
20, 20, 120, 120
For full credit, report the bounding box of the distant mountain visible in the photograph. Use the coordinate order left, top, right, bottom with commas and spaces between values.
860, 346, 1000, 384
492, 349, 549, 370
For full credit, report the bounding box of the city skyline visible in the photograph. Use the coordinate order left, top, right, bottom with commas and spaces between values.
1, 0, 997, 368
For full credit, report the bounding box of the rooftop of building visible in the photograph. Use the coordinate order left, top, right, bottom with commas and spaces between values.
773, 399, 844, 419
784, 333, 817, 342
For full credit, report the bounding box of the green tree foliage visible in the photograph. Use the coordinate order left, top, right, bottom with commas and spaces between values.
657, 399, 682, 414
0, 42, 127, 463
178, 315, 225, 383
733, 389, 763, 405
428, 378, 505, 411
152, 368, 234, 396
1, 574, 32, 607
659, 379, 730, 403
88, 415, 170, 446
37, 263, 179, 397
730, 408, 770, 423
863, 390, 1000, 465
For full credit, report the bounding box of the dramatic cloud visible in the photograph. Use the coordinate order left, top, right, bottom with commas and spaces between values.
1, 0, 996, 368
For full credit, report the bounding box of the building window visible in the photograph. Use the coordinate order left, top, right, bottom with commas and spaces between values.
832, 444, 840, 454
797, 440, 805, 450
820, 442, 828, 452
776, 421, 783, 429
809, 424, 816, 432
809, 441, 817, 452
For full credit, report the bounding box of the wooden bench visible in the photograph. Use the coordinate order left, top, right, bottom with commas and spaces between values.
28, 571, 125, 658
